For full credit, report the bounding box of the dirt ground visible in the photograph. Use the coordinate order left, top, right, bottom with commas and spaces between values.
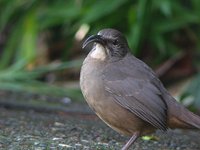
0, 90, 200, 150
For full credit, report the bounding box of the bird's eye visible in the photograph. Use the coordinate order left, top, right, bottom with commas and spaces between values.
113, 39, 119, 46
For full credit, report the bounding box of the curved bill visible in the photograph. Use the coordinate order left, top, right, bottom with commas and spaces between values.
82, 35, 105, 49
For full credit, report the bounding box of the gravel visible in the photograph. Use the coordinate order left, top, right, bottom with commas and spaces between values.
0, 107, 200, 150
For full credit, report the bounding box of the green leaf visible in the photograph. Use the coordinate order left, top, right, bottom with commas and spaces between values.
16, 9, 38, 66
142, 135, 158, 141
80, 0, 128, 23
0, 80, 83, 101
128, 0, 152, 54
0, 21, 23, 70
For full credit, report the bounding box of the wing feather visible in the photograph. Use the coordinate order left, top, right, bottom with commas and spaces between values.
103, 54, 168, 130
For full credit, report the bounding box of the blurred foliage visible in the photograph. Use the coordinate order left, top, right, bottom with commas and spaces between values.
181, 74, 200, 110
0, 0, 200, 102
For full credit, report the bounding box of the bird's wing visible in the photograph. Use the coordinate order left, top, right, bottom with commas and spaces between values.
103, 55, 167, 130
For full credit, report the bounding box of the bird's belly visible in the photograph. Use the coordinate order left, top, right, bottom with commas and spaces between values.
81, 79, 154, 135
80, 64, 155, 136
93, 96, 155, 136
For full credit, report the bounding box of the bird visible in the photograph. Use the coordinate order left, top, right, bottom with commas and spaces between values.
80, 28, 200, 150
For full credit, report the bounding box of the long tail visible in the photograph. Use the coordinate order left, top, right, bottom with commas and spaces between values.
166, 95, 200, 129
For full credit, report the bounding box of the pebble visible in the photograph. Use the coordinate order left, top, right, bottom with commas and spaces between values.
58, 143, 72, 148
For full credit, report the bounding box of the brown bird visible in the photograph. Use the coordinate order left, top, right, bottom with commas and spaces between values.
80, 28, 200, 150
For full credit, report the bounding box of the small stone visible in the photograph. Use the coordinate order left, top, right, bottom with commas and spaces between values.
61, 97, 71, 104
52, 137, 63, 141
97, 142, 109, 146
81, 139, 89, 143
34, 141, 40, 145
54, 122, 64, 127
58, 144, 72, 148
75, 143, 82, 147
83, 146, 90, 150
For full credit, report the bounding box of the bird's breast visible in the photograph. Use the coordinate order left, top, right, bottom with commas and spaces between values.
80, 59, 105, 108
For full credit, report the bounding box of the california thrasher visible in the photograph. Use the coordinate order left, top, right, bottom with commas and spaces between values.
80, 28, 200, 150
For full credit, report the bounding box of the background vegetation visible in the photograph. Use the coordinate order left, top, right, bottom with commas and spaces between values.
0, 0, 200, 108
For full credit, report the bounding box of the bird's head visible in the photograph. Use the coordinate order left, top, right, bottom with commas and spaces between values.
82, 29, 130, 61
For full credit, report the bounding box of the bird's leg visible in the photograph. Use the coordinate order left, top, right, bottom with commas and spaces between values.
121, 132, 140, 150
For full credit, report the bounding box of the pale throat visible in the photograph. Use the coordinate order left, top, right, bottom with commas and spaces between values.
90, 44, 106, 60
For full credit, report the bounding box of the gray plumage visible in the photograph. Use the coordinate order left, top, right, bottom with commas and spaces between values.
80, 28, 200, 150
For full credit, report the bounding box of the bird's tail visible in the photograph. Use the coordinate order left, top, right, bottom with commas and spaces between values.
166, 96, 200, 129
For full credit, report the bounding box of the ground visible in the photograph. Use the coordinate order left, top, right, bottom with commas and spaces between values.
0, 91, 200, 150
